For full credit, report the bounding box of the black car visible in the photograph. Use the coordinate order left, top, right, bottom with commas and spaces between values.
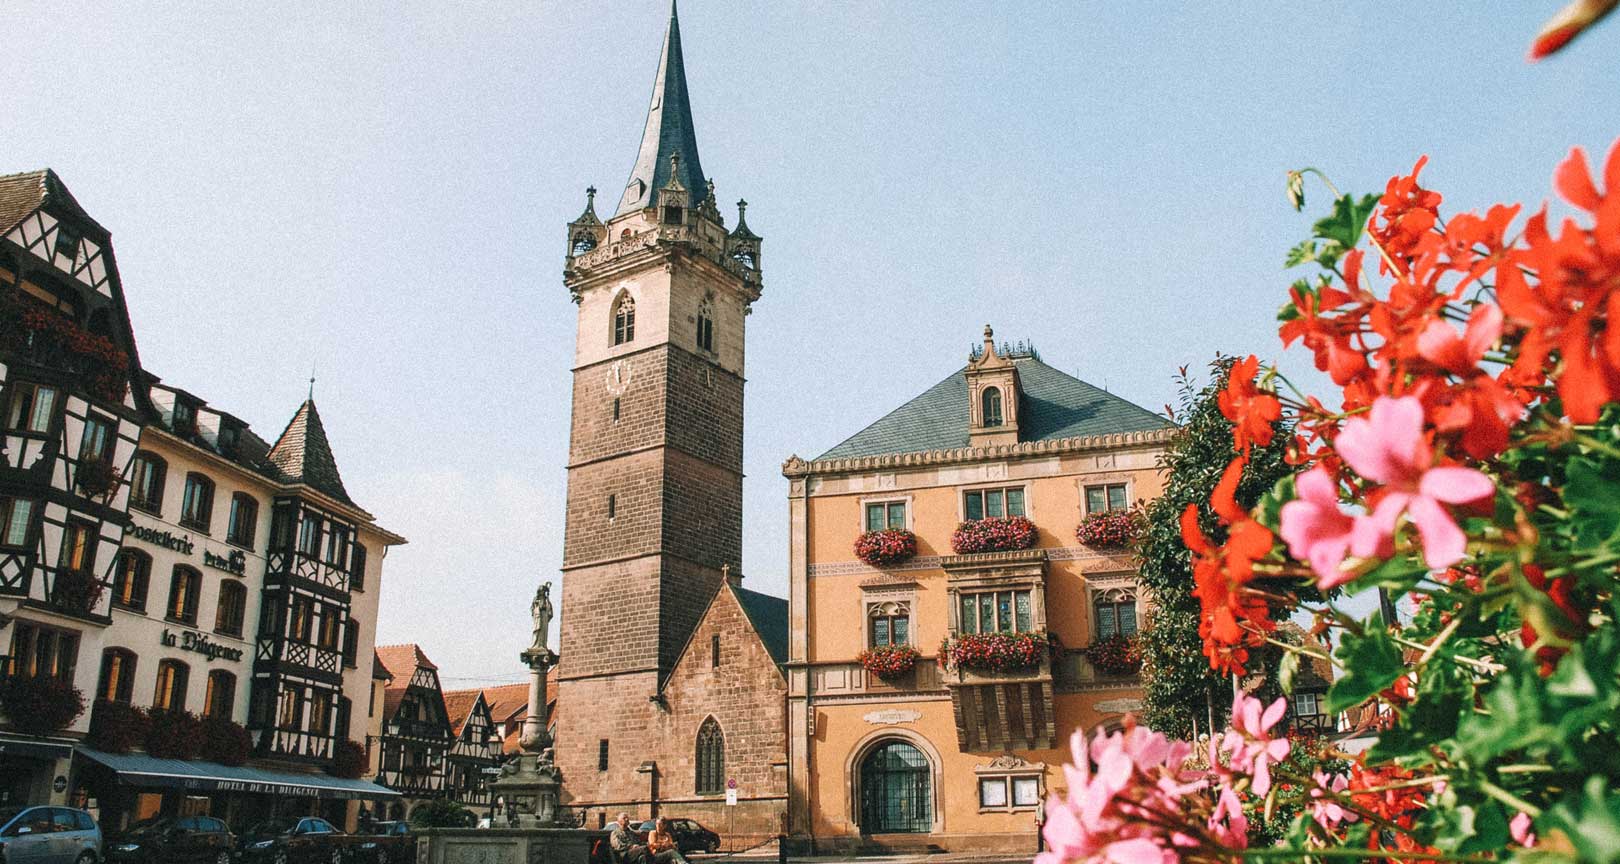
632, 819, 721, 854
237, 817, 347, 864
107, 815, 235, 864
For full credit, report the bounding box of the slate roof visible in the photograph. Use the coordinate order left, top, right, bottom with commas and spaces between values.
266, 399, 355, 506
818, 354, 1171, 460
616, 0, 707, 216
0, 168, 106, 238
734, 585, 788, 667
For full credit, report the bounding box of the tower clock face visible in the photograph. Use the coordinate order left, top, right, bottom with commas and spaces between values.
606, 361, 629, 395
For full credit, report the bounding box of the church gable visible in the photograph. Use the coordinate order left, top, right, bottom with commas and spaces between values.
665, 580, 786, 684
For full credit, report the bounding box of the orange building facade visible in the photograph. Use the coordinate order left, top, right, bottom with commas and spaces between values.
782, 329, 1174, 854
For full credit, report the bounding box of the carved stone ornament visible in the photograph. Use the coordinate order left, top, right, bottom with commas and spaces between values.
1095, 697, 1144, 714
862, 709, 921, 725
980, 755, 1033, 771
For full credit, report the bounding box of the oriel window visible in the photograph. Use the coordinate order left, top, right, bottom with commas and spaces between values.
290, 596, 314, 642
298, 512, 323, 557
317, 605, 342, 651
5, 382, 58, 433
280, 683, 305, 729
959, 589, 1034, 634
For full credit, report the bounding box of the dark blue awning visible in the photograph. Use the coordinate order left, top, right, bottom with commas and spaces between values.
77, 749, 399, 799
0, 734, 74, 762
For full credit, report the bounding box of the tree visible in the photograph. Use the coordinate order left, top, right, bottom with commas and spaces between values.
1138, 359, 1292, 739
410, 797, 474, 829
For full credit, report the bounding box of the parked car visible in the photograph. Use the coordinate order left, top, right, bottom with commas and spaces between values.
0, 805, 102, 864
350, 821, 415, 864
631, 819, 720, 854
107, 815, 235, 863
237, 816, 348, 864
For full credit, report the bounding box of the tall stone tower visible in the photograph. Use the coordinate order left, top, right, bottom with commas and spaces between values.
554, 1, 763, 814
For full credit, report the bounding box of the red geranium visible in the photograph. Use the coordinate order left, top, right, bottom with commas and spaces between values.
854, 528, 917, 567
857, 644, 919, 680
940, 631, 1053, 673
950, 516, 1038, 554
1075, 508, 1144, 549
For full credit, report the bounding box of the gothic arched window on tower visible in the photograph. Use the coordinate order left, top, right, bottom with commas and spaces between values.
982, 386, 1003, 427
696, 302, 715, 352
696, 717, 725, 795
613, 295, 636, 346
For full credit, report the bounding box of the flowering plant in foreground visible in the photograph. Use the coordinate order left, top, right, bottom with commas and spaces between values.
857, 643, 920, 680
1045, 138, 1620, 862
951, 516, 1038, 554
854, 528, 918, 567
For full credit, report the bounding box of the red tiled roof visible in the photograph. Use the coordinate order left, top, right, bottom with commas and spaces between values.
376, 644, 436, 677
442, 690, 484, 736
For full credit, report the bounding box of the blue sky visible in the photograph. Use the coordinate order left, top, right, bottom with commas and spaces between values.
4, 2, 1615, 685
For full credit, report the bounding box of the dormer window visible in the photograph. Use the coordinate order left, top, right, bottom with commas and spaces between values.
663, 205, 684, 225
981, 387, 1003, 427
172, 401, 196, 436
613, 295, 636, 346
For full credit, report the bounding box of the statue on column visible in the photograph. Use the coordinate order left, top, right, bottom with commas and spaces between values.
531, 582, 554, 651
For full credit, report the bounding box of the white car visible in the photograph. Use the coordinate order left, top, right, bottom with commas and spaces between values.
0, 805, 103, 864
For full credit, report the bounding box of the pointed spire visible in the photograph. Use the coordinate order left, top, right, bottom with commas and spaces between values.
616, 0, 707, 216
266, 399, 354, 505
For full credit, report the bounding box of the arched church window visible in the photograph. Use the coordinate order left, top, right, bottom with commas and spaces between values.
982, 387, 1003, 427
696, 302, 714, 352
613, 295, 636, 346
695, 717, 725, 795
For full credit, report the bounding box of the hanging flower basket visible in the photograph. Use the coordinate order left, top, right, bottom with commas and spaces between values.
50, 569, 105, 617
857, 644, 920, 681
198, 715, 254, 766
854, 528, 918, 567
0, 291, 129, 404
0, 675, 85, 736
1083, 634, 1142, 676
144, 708, 201, 760
76, 456, 119, 498
950, 516, 1038, 554
1075, 508, 1145, 550
939, 630, 1055, 673
330, 739, 368, 779
88, 699, 151, 753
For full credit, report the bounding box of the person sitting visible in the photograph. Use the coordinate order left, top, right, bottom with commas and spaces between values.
610, 813, 650, 864
648, 817, 689, 864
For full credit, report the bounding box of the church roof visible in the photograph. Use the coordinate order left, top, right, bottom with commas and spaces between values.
817, 354, 1171, 460
616, 0, 707, 216
266, 399, 354, 506
733, 585, 788, 667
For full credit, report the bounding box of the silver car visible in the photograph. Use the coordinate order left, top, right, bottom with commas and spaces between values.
0, 805, 102, 864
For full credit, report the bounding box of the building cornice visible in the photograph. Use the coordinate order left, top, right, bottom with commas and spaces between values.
781, 427, 1176, 480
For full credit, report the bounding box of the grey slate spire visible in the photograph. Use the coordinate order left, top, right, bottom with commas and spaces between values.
616, 0, 707, 216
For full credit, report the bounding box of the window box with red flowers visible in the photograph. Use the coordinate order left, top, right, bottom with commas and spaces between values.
939, 630, 1055, 674
1075, 508, 1144, 550
1082, 634, 1142, 677
199, 715, 253, 766
88, 699, 151, 753
49, 569, 105, 617
854, 528, 918, 567
950, 516, 1038, 554
0, 674, 85, 736
329, 739, 368, 779
857, 643, 919, 681
144, 708, 201, 760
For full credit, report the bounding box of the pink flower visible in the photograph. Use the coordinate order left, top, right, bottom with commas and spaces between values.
1221, 694, 1290, 796
1510, 811, 1537, 847
1308, 770, 1356, 831
1206, 783, 1249, 848
1335, 396, 1494, 569
1279, 466, 1361, 588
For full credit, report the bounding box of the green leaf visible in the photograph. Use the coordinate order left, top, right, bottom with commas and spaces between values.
1284, 240, 1318, 268
1345, 553, 1429, 598
1565, 457, 1620, 552
1327, 614, 1404, 713
1313, 193, 1379, 250
1547, 776, 1620, 863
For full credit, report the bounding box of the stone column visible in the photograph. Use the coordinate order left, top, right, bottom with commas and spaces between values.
521, 646, 554, 751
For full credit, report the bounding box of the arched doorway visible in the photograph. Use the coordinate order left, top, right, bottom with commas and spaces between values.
859, 741, 933, 834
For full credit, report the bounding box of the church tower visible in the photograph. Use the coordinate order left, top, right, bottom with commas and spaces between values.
555, 1, 763, 813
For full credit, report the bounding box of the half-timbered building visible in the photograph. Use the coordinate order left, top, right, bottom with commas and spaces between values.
0, 169, 152, 805
442, 690, 502, 811
374, 644, 454, 819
